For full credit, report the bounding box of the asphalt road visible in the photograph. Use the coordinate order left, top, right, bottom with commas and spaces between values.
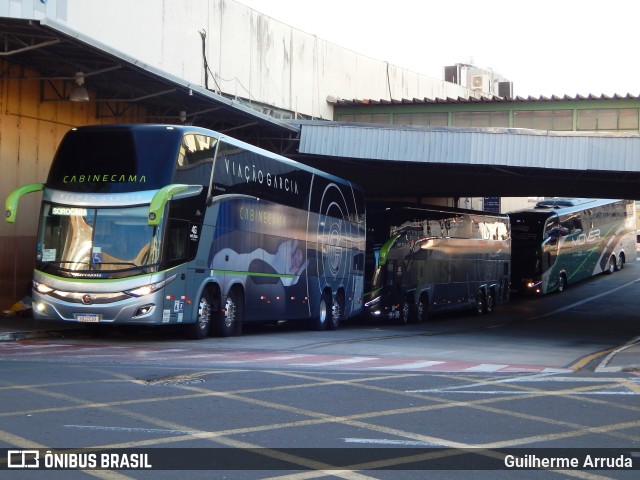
1, 262, 640, 479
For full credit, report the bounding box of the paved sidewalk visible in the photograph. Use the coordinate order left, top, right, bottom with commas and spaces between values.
0, 314, 84, 342
1, 314, 639, 373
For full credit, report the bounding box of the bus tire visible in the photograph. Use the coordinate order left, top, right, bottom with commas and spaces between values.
313, 291, 331, 331
475, 291, 485, 315
557, 274, 567, 293
484, 289, 495, 314
215, 288, 243, 337
606, 255, 616, 274
416, 295, 429, 323
186, 290, 213, 340
327, 291, 344, 330
400, 300, 412, 324
615, 253, 625, 271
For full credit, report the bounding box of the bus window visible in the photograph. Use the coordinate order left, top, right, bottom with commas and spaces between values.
164, 219, 190, 265
386, 261, 395, 287
175, 134, 217, 185
572, 216, 583, 233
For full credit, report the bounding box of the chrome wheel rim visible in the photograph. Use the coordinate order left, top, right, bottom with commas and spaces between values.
197, 296, 211, 332
224, 296, 236, 330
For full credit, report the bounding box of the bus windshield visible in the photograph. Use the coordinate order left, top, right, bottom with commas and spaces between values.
36, 204, 161, 275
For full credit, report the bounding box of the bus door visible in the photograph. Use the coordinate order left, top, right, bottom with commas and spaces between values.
541, 218, 561, 274
568, 215, 588, 278
162, 217, 192, 322
558, 214, 584, 279
384, 259, 401, 315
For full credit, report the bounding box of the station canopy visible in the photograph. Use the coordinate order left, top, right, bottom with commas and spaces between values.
4, 17, 640, 201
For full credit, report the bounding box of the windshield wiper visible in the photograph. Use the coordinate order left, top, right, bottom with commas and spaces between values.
91, 262, 148, 273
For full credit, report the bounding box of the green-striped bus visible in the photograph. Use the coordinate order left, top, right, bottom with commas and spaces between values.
509, 198, 636, 294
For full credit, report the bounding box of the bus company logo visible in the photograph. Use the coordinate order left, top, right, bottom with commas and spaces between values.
82, 294, 92, 305
326, 221, 343, 277
224, 159, 299, 195
69, 272, 106, 278
62, 174, 147, 183
567, 229, 601, 247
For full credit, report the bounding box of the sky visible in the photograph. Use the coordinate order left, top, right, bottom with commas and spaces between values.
237, 0, 640, 98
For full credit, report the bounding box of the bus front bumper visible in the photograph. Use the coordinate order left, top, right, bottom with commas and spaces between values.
31, 288, 168, 325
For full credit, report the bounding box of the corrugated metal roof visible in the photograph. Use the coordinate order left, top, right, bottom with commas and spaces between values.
332, 93, 640, 106
297, 122, 640, 173
290, 122, 640, 200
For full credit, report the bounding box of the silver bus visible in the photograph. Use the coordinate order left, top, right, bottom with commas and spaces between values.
5, 125, 366, 338
364, 206, 511, 323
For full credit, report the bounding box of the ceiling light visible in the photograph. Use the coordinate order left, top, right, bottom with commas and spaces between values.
69, 72, 89, 102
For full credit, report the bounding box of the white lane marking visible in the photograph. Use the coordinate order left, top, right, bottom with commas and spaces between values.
289, 357, 379, 367
463, 364, 508, 372
405, 389, 637, 396
65, 424, 197, 435
343, 438, 443, 447
369, 361, 445, 370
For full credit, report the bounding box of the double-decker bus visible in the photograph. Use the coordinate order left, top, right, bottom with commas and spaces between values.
509, 198, 636, 295
363, 206, 511, 323
5, 125, 366, 338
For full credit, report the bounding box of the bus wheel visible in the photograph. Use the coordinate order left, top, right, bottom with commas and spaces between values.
483, 290, 495, 314
400, 300, 412, 324
186, 290, 212, 340
615, 253, 625, 271
557, 274, 567, 293
327, 292, 344, 330
606, 255, 616, 274
475, 291, 485, 315
416, 296, 429, 323
313, 292, 331, 331
216, 288, 243, 337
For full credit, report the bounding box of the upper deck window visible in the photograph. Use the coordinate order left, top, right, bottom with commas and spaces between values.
47, 128, 180, 193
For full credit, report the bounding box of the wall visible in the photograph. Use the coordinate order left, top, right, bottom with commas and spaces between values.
44, 0, 479, 120
0, 60, 144, 310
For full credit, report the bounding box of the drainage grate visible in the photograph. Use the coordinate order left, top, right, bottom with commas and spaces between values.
142, 373, 209, 386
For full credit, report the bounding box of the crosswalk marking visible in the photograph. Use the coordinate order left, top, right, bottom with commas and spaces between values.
0, 342, 574, 374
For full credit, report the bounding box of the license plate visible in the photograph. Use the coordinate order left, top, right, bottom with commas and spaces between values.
76, 314, 101, 323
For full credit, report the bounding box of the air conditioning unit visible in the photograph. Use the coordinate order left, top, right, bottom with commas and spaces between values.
498, 81, 513, 99
470, 74, 488, 91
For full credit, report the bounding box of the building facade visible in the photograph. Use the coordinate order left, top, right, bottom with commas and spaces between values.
333, 95, 640, 132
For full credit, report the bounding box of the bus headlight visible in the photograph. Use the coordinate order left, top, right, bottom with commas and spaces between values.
124, 275, 175, 297
33, 280, 54, 295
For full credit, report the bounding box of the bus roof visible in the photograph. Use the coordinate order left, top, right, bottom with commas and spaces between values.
68, 124, 363, 192
509, 198, 624, 218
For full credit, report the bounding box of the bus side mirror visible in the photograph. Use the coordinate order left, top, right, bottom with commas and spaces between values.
5, 183, 45, 223
147, 184, 203, 226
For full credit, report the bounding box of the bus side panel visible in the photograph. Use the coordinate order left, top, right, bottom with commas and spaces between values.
207, 197, 311, 322
512, 200, 636, 295
306, 177, 365, 319
592, 200, 637, 275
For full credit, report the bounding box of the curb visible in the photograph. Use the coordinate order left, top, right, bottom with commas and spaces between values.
595, 336, 640, 373
0, 328, 85, 343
